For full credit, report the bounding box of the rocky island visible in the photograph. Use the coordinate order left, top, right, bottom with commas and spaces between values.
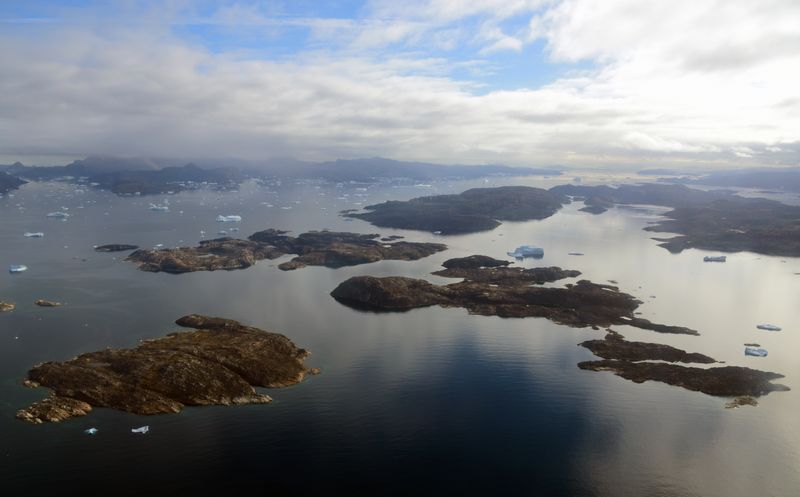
126, 229, 447, 273
95, 244, 140, 252
577, 331, 788, 399
550, 183, 800, 257
16, 314, 319, 424
344, 186, 567, 234
0, 301, 15, 312
331, 256, 697, 334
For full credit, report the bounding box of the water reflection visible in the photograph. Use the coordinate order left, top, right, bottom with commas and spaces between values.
1, 177, 798, 496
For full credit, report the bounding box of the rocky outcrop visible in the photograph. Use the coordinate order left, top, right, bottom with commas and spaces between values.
0, 301, 15, 312
94, 244, 140, 252
35, 299, 63, 307
331, 257, 697, 334
126, 229, 447, 274
577, 360, 788, 397
576, 330, 788, 400
16, 315, 318, 424
579, 331, 715, 363
345, 186, 567, 234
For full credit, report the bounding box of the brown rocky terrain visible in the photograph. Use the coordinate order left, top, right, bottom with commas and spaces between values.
577, 330, 788, 400
577, 360, 788, 397
16, 315, 318, 424
125, 229, 447, 273
331, 256, 697, 334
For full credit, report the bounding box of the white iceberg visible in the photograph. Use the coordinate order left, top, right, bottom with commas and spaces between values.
757, 324, 782, 331
149, 203, 169, 212
84, 427, 98, 435
507, 245, 544, 259
216, 215, 242, 222
9, 264, 28, 273
745, 347, 768, 357
24, 232, 44, 238
46, 211, 70, 218
131, 425, 150, 434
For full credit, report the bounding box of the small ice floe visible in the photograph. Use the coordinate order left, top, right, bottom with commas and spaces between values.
149, 202, 169, 212
280, 206, 292, 210
745, 347, 768, 357
154, 244, 164, 249
84, 427, 98, 435
131, 425, 150, 434
507, 245, 544, 259
229, 227, 239, 233
216, 215, 241, 222
433, 230, 442, 235
24, 232, 44, 238
757, 324, 782, 331
46, 211, 70, 218
703, 255, 727, 262
9, 264, 28, 273
217, 230, 228, 235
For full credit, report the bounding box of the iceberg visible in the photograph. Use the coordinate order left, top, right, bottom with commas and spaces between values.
216, 215, 242, 222
46, 211, 70, 218
744, 347, 768, 357
9, 265, 28, 273
84, 427, 98, 435
703, 255, 727, 262
507, 245, 544, 259
149, 203, 169, 212
24, 232, 44, 238
131, 425, 150, 434
756, 324, 782, 331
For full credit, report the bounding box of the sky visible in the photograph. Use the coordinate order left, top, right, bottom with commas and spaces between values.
0, 0, 799, 168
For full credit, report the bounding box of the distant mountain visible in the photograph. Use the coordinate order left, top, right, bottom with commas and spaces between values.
0, 171, 26, 193
674, 167, 800, 192
293, 158, 561, 182
1, 155, 561, 195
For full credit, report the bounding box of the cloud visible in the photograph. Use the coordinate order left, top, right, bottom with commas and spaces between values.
0, 0, 798, 168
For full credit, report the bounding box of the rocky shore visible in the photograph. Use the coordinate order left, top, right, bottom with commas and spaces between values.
16, 315, 319, 423
125, 229, 447, 273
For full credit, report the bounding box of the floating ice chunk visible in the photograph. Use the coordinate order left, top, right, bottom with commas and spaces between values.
217, 230, 228, 235
47, 211, 70, 218
149, 203, 169, 212
9, 265, 28, 273
507, 245, 544, 259
131, 425, 150, 434
745, 347, 768, 357
703, 255, 727, 262
757, 324, 782, 331
24, 232, 44, 238
216, 215, 242, 222
84, 427, 98, 435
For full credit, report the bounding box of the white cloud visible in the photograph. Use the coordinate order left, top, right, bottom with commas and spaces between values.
0, 0, 798, 168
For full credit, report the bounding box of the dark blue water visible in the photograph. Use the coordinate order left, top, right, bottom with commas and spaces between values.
1, 177, 799, 496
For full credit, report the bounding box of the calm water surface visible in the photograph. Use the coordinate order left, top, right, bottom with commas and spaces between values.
1, 176, 799, 496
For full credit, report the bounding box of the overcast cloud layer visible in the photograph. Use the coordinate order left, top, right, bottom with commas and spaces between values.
1, 0, 799, 168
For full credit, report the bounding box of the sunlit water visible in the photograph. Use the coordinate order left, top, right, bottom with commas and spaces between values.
1, 176, 799, 496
